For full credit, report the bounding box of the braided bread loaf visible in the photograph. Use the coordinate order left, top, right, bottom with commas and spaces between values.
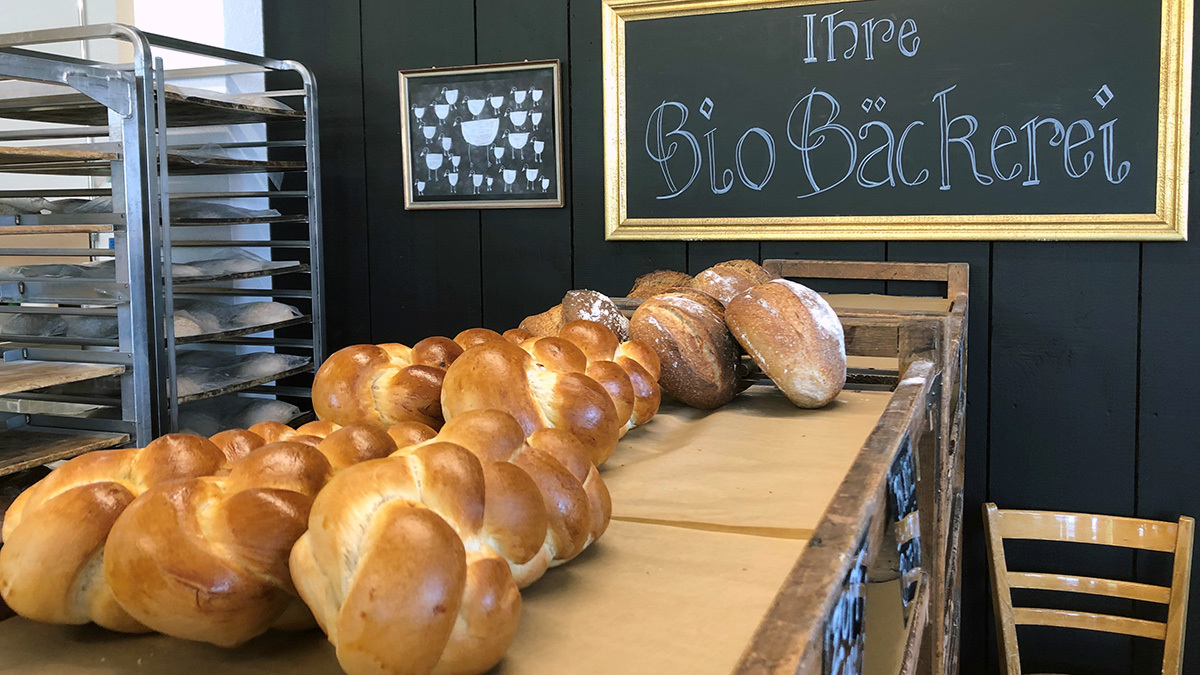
401, 409, 610, 584
441, 337, 622, 466
520, 320, 662, 438
290, 441, 529, 675
104, 440, 334, 646
311, 336, 464, 429
0, 434, 229, 632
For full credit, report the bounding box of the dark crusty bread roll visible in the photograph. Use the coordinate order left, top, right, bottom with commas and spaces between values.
691, 259, 776, 306
561, 289, 630, 341
725, 279, 846, 408
626, 270, 694, 300
629, 289, 740, 409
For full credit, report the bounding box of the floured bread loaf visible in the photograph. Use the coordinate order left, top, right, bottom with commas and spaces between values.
691, 259, 776, 306
562, 289, 630, 341
725, 279, 846, 408
629, 289, 740, 409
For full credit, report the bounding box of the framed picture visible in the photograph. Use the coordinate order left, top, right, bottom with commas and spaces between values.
400, 59, 564, 209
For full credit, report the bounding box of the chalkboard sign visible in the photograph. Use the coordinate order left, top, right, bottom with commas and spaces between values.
601, 0, 1193, 240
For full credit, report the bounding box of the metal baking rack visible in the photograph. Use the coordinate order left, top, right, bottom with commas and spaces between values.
0, 23, 324, 468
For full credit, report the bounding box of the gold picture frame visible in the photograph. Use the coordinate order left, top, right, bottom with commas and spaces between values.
400, 60, 564, 209
602, 0, 1193, 240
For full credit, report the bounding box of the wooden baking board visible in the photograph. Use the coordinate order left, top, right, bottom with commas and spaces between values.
0, 428, 127, 477
0, 145, 304, 177
0, 361, 123, 397
0, 386, 892, 673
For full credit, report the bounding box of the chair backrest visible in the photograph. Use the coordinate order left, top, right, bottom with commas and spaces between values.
983, 503, 1194, 675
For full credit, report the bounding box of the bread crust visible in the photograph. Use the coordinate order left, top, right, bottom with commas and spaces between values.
725, 279, 846, 408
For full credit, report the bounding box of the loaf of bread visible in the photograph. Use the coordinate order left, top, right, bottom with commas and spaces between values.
561, 289, 630, 341
627, 269, 693, 299
441, 339, 622, 465
629, 289, 741, 409
104, 440, 334, 646
398, 409, 610, 584
291, 407, 613, 675
518, 304, 562, 337
290, 442, 527, 675
725, 279, 847, 408
550, 320, 661, 435
691, 259, 776, 306
0, 434, 230, 632
311, 336, 464, 428
454, 327, 507, 350
0, 422, 402, 645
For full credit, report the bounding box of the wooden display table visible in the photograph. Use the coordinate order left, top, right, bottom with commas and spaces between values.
0, 260, 968, 675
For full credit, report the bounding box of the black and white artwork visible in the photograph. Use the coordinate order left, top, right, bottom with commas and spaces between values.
400, 60, 563, 209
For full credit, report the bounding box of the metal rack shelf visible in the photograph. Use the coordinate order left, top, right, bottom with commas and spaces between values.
0, 23, 325, 451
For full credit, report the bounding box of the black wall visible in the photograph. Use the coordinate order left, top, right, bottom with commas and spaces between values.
264, 2, 1200, 672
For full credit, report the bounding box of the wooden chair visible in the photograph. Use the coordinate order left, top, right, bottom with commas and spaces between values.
983, 503, 1194, 674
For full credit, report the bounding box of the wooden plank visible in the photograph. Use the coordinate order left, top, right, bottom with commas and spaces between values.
0, 428, 127, 477
0, 361, 123, 397
476, 0, 573, 333
736, 362, 933, 674
989, 241, 1140, 674
0, 89, 304, 128
569, 0, 686, 296
0, 145, 304, 177
361, 0, 481, 343
1163, 517, 1194, 674
761, 243, 887, 294
888, 241, 989, 675
1008, 572, 1171, 604
1012, 608, 1167, 640
766, 258, 954, 283
264, 0, 372, 349
993, 509, 1178, 552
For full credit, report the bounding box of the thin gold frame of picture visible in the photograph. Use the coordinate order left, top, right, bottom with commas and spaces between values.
601, 0, 1193, 240
400, 59, 565, 209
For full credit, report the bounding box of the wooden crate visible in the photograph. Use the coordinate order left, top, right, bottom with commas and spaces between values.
0, 260, 967, 675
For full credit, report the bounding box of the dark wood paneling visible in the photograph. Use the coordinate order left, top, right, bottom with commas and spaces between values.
476, 0, 573, 332
761, 242, 887, 294
988, 242, 1140, 675
361, 0, 481, 343
568, 0, 686, 297
1136, 65, 1200, 669
686, 242, 761, 275
263, 0, 370, 349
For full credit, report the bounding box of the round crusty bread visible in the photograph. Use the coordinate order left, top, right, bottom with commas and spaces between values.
725, 279, 846, 408
561, 290, 630, 341
628, 289, 740, 410
690, 259, 776, 306
518, 304, 563, 337
627, 269, 693, 300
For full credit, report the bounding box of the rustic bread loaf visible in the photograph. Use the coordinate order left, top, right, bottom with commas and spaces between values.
561, 289, 630, 341
627, 269, 694, 299
725, 279, 846, 408
518, 303, 563, 337
629, 289, 741, 409
690, 259, 776, 306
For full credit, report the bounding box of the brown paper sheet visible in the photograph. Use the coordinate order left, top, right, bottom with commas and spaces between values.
606, 386, 891, 535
